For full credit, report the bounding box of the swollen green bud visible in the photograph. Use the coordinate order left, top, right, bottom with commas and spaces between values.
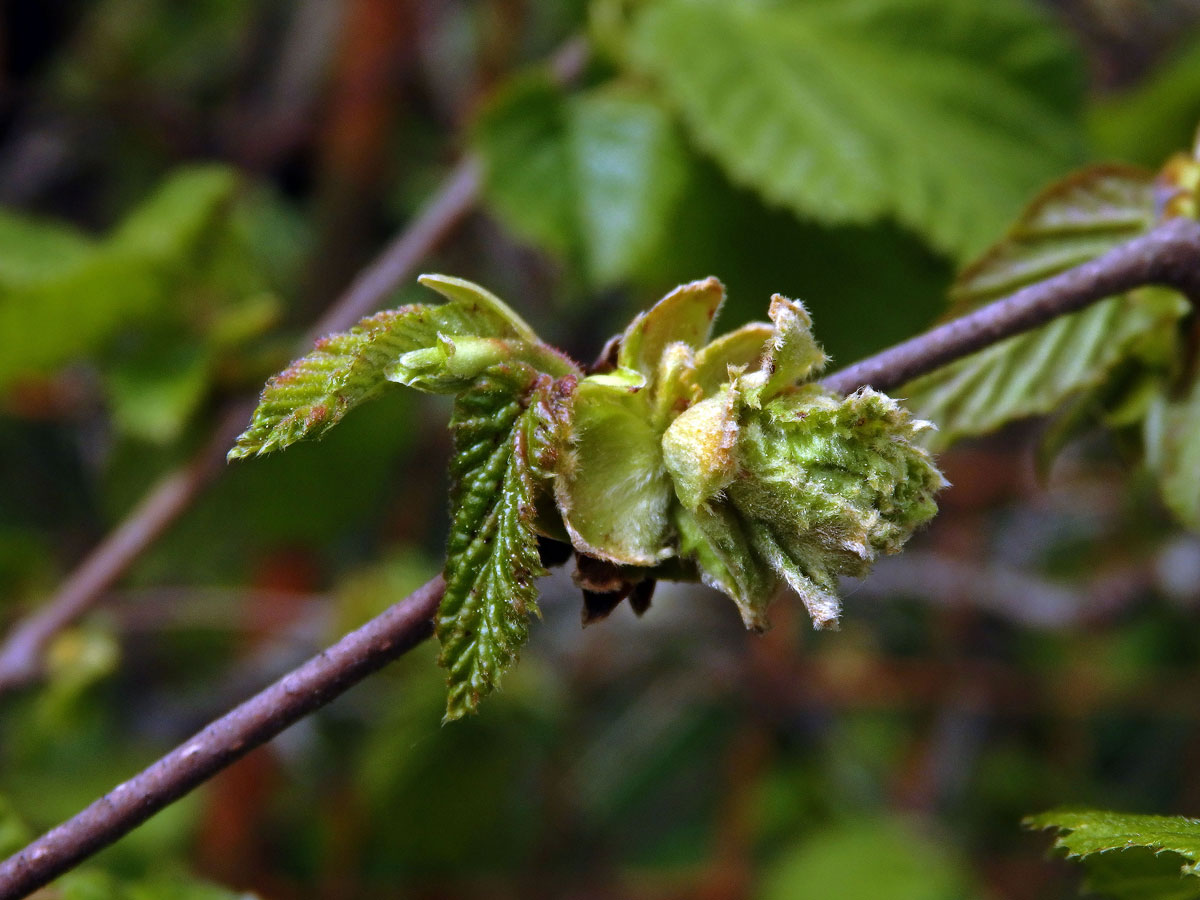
725, 387, 947, 628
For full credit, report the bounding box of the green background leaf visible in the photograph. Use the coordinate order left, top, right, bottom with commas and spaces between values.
474, 75, 689, 286
623, 0, 1086, 260
1146, 377, 1200, 533
901, 167, 1187, 449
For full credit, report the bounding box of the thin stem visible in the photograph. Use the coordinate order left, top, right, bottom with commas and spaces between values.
2, 217, 1200, 899
0, 35, 593, 694
0, 156, 480, 694
821, 217, 1200, 396
0, 577, 445, 900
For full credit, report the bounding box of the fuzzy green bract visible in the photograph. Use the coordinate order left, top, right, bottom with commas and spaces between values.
656, 292, 945, 630
231, 274, 945, 718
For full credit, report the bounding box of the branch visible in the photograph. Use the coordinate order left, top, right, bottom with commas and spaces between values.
3, 216, 1200, 898
0, 576, 445, 900
0, 158, 480, 695
821, 217, 1200, 395
0, 35, 593, 695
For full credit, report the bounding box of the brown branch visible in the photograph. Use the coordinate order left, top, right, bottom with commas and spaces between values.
0, 400, 254, 691
0, 35, 593, 695
3, 215, 1200, 898
0, 576, 444, 900
821, 216, 1200, 396
0, 158, 478, 695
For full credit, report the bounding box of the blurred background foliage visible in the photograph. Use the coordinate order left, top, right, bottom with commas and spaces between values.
2, 0, 1200, 897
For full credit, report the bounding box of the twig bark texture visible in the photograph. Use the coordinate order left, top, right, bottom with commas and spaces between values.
0, 577, 445, 900
3, 219, 1200, 900
821, 217, 1200, 395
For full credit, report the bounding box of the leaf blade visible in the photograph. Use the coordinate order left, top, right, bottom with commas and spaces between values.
1028, 808, 1200, 877
625, 0, 1086, 258
230, 277, 575, 458
901, 167, 1188, 449
437, 366, 549, 720
473, 75, 689, 286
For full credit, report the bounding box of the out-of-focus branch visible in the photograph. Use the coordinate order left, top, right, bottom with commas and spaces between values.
821, 217, 1200, 395
0, 35, 592, 695
0, 158, 479, 695
0, 577, 444, 900
3, 208, 1200, 899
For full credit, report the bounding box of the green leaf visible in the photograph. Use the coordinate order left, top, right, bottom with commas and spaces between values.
437, 365, 550, 720
617, 276, 725, 381
1145, 376, 1200, 533
474, 74, 689, 285
946, 166, 1157, 308
553, 376, 676, 565
1028, 808, 1200, 881
0, 794, 31, 858
624, 0, 1086, 259
0, 210, 93, 283
906, 291, 1186, 451
107, 165, 238, 262
0, 165, 241, 389
229, 275, 576, 458
1079, 849, 1200, 900
59, 870, 260, 900
902, 167, 1189, 450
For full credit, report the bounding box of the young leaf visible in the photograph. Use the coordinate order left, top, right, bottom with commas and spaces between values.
616, 276, 725, 379
737, 294, 827, 409
553, 376, 676, 566
437, 366, 550, 720
228, 307, 447, 458
473, 75, 689, 286
901, 167, 1189, 449
691, 322, 774, 396
674, 502, 777, 629
229, 275, 576, 458
1028, 808, 1200, 878
725, 388, 945, 628
623, 0, 1085, 259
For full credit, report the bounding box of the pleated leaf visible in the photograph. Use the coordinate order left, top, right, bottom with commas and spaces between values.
902, 167, 1188, 450
624, 0, 1085, 259
1028, 809, 1200, 878
229, 275, 574, 458
437, 365, 550, 720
